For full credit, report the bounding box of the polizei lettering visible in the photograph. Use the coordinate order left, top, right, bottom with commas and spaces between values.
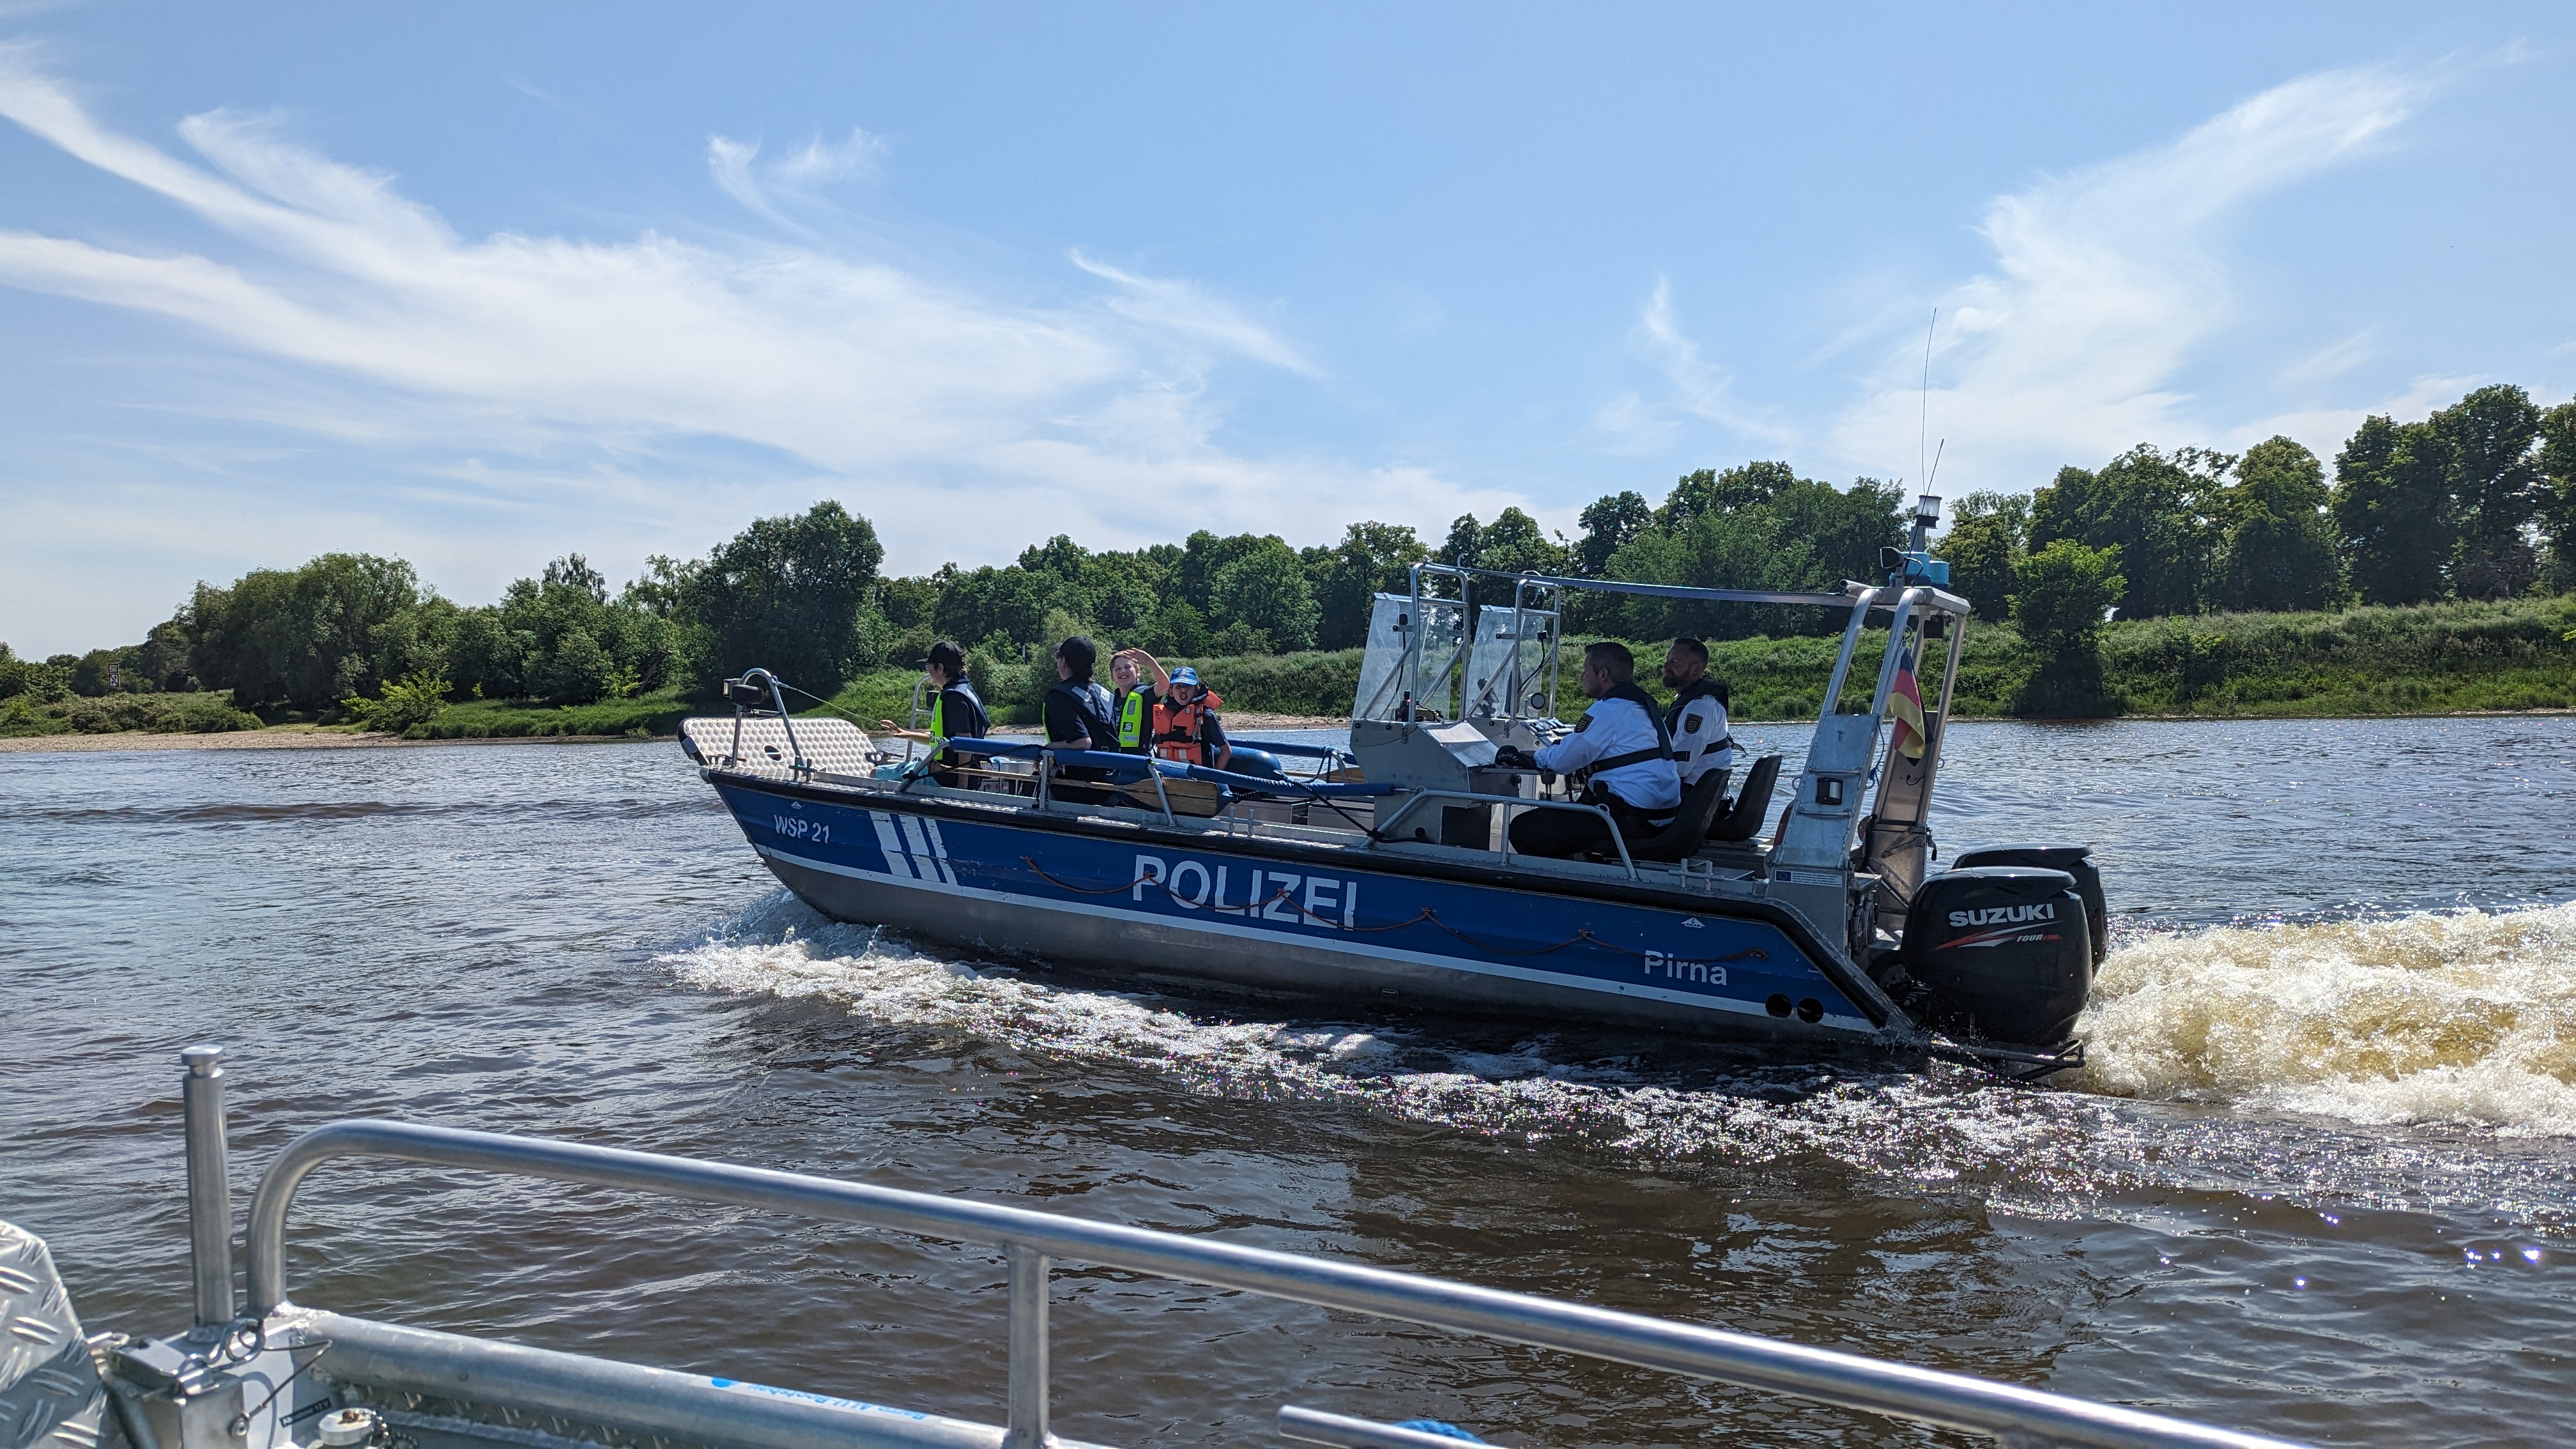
1947, 902, 2057, 928
1130, 854, 1360, 930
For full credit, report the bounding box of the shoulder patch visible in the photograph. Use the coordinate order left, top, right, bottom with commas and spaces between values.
1573, 714, 1593, 733
1684, 712, 1704, 733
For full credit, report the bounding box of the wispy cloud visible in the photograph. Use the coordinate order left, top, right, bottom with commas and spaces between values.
1827, 64, 2428, 490
1070, 251, 1317, 378
1596, 278, 1796, 456
0, 45, 1515, 620
707, 125, 887, 229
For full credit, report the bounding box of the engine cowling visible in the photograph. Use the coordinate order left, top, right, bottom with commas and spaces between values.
1903, 866, 2094, 1048
1949, 843, 2108, 967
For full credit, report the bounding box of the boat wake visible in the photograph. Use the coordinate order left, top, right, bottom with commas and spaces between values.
2071, 902, 2576, 1136
660, 893, 2576, 1223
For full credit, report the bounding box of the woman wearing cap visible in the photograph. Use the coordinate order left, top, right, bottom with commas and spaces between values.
1135, 656, 1230, 771
875, 640, 988, 786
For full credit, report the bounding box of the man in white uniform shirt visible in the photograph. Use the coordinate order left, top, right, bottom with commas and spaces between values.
1660, 637, 1735, 790
1494, 641, 1682, 859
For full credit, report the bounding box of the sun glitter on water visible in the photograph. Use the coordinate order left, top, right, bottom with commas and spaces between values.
2070, 903, 2576, 1134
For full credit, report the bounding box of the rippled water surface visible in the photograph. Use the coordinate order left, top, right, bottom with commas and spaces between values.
3, 717, 2573, 1446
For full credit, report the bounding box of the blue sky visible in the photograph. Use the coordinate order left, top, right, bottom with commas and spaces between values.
3, 3, 2572, 655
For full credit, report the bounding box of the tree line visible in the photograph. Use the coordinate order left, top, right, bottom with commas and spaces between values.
4, 382, 2566, 722
1940, 384, 2576, 625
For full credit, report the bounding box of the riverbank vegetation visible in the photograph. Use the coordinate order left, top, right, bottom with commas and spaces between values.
7, 383, 2571, 738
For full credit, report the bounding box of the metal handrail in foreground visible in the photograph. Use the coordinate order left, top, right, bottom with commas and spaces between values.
244, 1119, 2305, 1449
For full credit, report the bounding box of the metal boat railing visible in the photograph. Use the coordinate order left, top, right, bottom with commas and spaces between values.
160, 1047, 2310, 1449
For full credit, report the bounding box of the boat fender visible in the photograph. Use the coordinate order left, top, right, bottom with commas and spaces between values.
1229, 746, 1287, 781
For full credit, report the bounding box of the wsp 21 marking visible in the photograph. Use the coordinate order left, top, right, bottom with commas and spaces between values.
772, 815, 831, 844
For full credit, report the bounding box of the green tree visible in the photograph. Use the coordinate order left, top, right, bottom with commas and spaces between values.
931, 565, 1074, 652
675, 501, 885, 696
1308, 521, 1429, 649
2010, 540, 2126, 717
2332, 415, 2452, 605
1605, 505, 1822, 641
1133, 597, 1209, 656
185, 553, 425, 712
2434, 384, 2544, 599
542, 553, 610, 602
2028, 446, 2223, 618
0, 644, 72, 703
2211, 436, 2343, 612
1939, 491, 2028, 624
1175, 531, 1268, 613
1439, 514, 1482, 567
1574, 491, 1652, 576
1472, 506, 1569, 575
1594, 469, 1902, 639
530, 627, 616, 704
1659, 461, 1798, 532
1078, 551, 1164, 636
2540, 399, 2576, 592
1209, 539, 1320, 652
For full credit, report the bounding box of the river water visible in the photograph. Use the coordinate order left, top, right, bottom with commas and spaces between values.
3, 717, 2572, 1446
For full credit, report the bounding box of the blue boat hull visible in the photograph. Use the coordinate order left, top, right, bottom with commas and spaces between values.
710, 774, 1888, 1045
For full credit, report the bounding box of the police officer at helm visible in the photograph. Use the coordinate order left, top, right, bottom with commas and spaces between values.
1494, 641, 1680, 859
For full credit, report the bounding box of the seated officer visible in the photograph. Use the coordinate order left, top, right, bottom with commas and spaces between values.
875, 639, 988, 786
1660, 636, 1736, 790
1496, 641, 1681, 859
1042, 636, 1121, 794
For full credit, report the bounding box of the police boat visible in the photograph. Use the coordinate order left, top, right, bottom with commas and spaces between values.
682, 519, 2104, 1074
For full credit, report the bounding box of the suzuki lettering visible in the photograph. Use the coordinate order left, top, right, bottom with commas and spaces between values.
1947, 903, 2057, 928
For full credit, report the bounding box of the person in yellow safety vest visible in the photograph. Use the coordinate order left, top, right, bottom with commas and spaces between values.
874, 640, 989, 786
1107, 648, 1160, 755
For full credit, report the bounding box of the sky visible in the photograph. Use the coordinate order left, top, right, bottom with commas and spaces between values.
3, 3, 2572, 656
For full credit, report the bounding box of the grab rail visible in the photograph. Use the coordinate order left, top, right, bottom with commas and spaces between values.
244, 1119, 2304, 1449
1380, 789, 1639, 880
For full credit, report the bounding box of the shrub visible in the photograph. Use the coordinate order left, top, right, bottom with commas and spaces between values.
343, 671, 452, 734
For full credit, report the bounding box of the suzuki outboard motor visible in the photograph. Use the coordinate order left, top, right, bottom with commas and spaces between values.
1903, 866, 2094, 1048
1949, 843, 2107, 967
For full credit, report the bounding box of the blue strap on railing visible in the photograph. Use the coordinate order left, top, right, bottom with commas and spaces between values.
1226, 739, 1349, 761
931, 740, 1395, 799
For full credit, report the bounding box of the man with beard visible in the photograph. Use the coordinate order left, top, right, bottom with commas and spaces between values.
1660, 637, 1735, 791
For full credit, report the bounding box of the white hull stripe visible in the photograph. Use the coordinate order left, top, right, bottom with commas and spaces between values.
866, 813, 918, 880
754, 843, 1875, 1034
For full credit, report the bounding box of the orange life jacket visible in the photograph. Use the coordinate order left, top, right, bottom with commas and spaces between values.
1151, 688, 1223, 765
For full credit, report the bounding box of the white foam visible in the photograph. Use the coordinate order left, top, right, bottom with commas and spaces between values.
659, 893, 2080, 1175
2070, 903, 2576, 1135
658, 893, 2576, 1218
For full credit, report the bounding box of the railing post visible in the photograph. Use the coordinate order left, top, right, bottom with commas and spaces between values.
1004, 1243, 1050, 1449
181, 1044, 236, 1333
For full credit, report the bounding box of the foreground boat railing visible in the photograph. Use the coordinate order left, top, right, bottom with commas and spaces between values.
164, 1050, 2310, 1449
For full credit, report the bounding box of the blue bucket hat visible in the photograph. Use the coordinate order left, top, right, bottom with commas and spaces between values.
1168, 665, 1202, 687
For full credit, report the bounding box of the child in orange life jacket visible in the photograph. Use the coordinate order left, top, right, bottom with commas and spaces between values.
1124, 653, 1232, 770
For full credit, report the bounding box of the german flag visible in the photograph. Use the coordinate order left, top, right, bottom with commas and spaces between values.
1889, 646, 1927, 760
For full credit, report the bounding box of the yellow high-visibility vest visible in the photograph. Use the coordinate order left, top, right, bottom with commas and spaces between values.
1117, 689, 1147, 748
